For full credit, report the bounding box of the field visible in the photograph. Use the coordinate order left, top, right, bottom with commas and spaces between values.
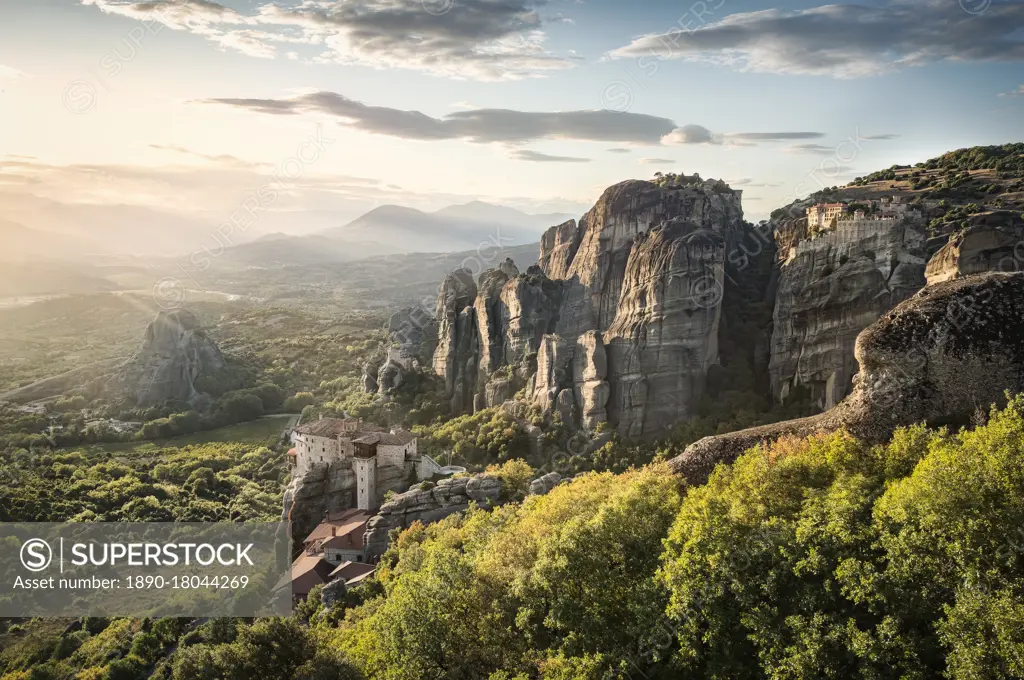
76, 414, 296, 455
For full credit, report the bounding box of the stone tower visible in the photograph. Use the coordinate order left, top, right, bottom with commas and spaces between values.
352, 438, 378, 512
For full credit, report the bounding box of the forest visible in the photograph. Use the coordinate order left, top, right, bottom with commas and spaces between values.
5, 398, 1024, 679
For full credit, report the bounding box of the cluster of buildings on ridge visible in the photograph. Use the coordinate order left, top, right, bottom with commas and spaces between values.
281, 416, 444, 599
284, 508, 377, 600
805, 195, 922, 233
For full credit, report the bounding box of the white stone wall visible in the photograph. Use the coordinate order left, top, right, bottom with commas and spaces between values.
295, 434, 343, 472
325, 548, 365, 564
377, 444, 408, 469
353, 457, 377, 511
417, 455, 443, 480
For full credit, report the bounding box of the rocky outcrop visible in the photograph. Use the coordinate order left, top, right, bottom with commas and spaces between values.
363, 475, 502, 558
376, 360, 405, 395
538, 219, 584, 280
528, 471, 563, 496
433, 269, 479, 413
476, 267, 513, 377
926, 224, 1024, 284
434, 177, 746, 438
282, 462, 406, 541
106, 309, 226, 408
604, 223, 727, 437
320, 578, 348, 609
500, 265, 562, 365
671, 272, 1024, 485
361, 360, 380, 394
769, 223, 927, 410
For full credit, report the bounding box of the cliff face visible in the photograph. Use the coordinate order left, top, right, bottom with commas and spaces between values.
603, 223, 727, 437
107, 309, 226, 408
433, 177, 746, 437
671, 272, 1024, 486
769, 223, 927, 410
926, 220, 1024, 285
282, 460, 408, 541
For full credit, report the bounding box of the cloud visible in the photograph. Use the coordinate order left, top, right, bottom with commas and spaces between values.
202, 92, 837, 153
784, 143, 835, 155
0, 65, 26, 80
663, 124, 720, 145
510, 150, 591, 163
638, 158, 676, 165
82, 0, 576, 80
200, 91, 680, 144
148, 144, 258, 167
726, 132, 825, 141
661, 125, 826, 146
727, 178, 782, 187
998, 85, 1024, 97
862, 133, 900, 139
608, 0, 1024, 78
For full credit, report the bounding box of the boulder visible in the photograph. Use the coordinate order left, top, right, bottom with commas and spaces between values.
321, 578, 347, 609
926, 224, 1023, 284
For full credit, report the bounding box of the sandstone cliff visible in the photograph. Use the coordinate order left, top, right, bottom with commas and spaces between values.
671, 272, 1024, 485
769, 222, 927, 409
106, 309, 226, 408
432, 176, 746, 437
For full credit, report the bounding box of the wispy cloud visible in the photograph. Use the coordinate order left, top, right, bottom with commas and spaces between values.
998, 85, 1024, 97
727, 132, 826, 142
200, 91, 835, 153
82, 0, 576, 80
727, 178, 783, 187
638, 158, 675, 165
608, 0, 1024, 78
510, 150, 591, 163
662, 124, 826, 146
607, 148, 632, 154
200, 91, 679, 144
0, 65, 26, 80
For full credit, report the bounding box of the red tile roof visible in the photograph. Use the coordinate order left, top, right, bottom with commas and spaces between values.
328, 561, 376, 584
303, 509, 371, 549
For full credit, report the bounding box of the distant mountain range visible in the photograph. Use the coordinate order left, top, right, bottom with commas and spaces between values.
320, 201, 573, 254
2, 199, 573, 267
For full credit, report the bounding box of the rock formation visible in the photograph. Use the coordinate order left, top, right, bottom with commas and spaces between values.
926, 223, 1024, 284
769, 221, 927, 410
432, 177, 746, 437
433, 268, 479, 413
363, 475, 501, 558
670, 272, 1024, 485
106, 309, 226, 408
361, 360, 380, 393
282, 461, 406, 541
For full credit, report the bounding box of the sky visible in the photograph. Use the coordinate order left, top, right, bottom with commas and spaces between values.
0, 0, 1022, 239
